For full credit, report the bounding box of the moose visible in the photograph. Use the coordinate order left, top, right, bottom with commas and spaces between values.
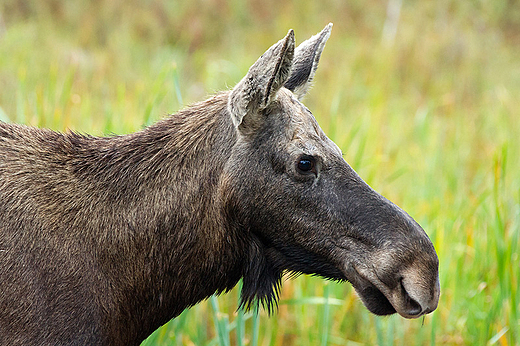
0, 24, 439, 345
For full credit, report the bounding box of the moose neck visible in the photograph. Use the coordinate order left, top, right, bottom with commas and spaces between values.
78, 93, 245, 343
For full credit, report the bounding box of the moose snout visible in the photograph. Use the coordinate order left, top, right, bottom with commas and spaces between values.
351, 255, 440, 319
370, 235, 441, 319
396, 267, 440, 318
341, 193, 441, 319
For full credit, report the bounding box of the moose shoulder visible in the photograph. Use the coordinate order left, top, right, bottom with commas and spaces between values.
0, 24, 440, 345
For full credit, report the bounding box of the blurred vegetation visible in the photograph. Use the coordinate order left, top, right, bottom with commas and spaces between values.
1, 0, 519, 345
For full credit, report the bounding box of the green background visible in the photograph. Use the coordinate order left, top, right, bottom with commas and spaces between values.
0, 1, 519, 345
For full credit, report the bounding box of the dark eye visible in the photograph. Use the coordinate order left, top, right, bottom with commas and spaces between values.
296, 156, 316, 174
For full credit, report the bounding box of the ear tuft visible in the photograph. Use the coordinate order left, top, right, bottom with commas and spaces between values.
284, 23, 332, 100
228, 29, 295, 130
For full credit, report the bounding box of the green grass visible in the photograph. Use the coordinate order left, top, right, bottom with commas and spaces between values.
1, 0, 519, 344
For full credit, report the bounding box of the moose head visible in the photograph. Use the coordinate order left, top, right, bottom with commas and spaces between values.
223, 24, 440, 318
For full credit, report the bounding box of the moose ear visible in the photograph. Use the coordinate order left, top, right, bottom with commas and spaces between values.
228, 29, 295, 130
284, 23, 332, 100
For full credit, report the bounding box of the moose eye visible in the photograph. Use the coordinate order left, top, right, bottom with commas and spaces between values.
296, 156, 316, 174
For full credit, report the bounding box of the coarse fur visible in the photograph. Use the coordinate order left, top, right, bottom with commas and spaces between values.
0, 24, 439, 345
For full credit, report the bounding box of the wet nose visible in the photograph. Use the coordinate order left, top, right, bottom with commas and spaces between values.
400, 279, 423, 317
399, 270, 440, 318
415, 276, 440, 317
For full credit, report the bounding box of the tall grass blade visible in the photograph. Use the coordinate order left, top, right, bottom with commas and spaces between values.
320, 282, 331, 346
236, 281, 245, 346
172, 64, 183, 107
251, 306, 260, 346
211, 295, 230, 346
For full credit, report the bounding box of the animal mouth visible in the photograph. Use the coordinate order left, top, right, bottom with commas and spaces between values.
356, 280, 396, 316
345, 265, 434, 319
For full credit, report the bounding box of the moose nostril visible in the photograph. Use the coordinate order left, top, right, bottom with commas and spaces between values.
405, 295, 422, 316
400, 279, 423, 316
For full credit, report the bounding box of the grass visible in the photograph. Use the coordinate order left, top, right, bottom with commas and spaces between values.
1, 0, 519, 344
